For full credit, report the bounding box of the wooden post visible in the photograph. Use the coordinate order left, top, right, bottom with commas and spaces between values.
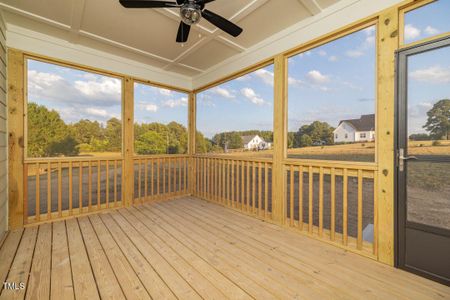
377, 8, 398, 266
123, 77, 134, 207
272, 55, 287, 224
188, 92, 196, 195
8, 49, 25, 229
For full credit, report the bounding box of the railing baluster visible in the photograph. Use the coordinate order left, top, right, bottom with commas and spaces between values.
88, 161, 92, 211
290, 165, 294, 226
23, 164, 28, 223
357, 169, 363, 250
264, 162, 268, 219
113, 160, 117, 206
47, 162, 51, 218
231, 160, 235, 208
309, 165, 313, 234
35, 163, 40, 221
106, 160, 109, 208
144, 159, 148, 201
258, 162, 262, 217
57, 161, 62, 217
319, 167, 324, 237
330, 167, 336, 241
97, 160, 101, 209
252, 162, 256, 214
373, 171, 378, 256
69, 161, 73, 215
157, 158, 160, 198
79, 162, 83, 211
343, 168, 348, 246
298, 165, 303, 230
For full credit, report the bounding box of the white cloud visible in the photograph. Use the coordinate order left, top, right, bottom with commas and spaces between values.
212, 87, 235, 99
424, 26, 439, 36
84, 108, 119, 119
74, 77, 121, 99
365, 35, 375, 45
162, 97, 188, 108
306, 70, 329, 84
241, 88, 266, 105
144, 104, 159, 112
345, 50, 364, 58
318, 50, 327, 57
159, 88, 173, 96
254, 68, 274, 86
288, 76, 304, 86
328, 55, 338, 62
410, 66, 450, 83
363, 26, 376, 36
405, 24, 421, 40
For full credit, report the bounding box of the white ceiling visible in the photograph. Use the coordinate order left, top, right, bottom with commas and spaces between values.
0, 0, 340, 79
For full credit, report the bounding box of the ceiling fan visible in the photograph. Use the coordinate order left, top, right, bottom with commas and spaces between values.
119, 0, 243, 43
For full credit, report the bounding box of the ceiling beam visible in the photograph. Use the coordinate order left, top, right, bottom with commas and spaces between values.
298, 0, 322, 15
68, 0, 86, 43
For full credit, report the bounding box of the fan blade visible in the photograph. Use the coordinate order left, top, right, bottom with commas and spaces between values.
176, 0, 184, 4
201, 0, 216, 3
201, 9, 243, 37
119, 0, 178, 8
176, 21, 191, 43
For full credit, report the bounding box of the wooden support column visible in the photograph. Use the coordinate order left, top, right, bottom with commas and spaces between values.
272, 55, 287, 224
188, 92, 196, 195
123, 77, 134, 207
8, 49, 25, 229
377, 8, 398, 266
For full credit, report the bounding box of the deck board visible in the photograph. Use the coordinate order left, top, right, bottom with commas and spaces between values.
0, 197, 448, 300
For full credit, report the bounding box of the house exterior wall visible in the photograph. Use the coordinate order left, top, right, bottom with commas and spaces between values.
333, 122, 356, 143
355, 130, 375, 142
244, 136, 263, 150
0, 11, 7, 237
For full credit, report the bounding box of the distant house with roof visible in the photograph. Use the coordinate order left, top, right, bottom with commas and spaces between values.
242, 135, 271, 150
333, 114, 375, 143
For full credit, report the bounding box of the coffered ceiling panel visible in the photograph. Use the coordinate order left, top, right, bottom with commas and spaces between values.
0, 0, 72, 25
229, 0, 312, 48
0, 0, 341, 79
179, 39, 240, 70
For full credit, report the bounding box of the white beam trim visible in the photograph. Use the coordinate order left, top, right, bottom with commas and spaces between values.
298, 0, 322, 15
68, 0, 86, 43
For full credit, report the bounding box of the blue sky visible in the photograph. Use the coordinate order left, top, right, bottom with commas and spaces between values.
404, 0, 450, 44
197, 65, 274, 138
134, 83, 188, 126
405, 0, 450, 136
27, 59, 122, 125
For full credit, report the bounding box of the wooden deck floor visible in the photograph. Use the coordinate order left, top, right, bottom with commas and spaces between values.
0, 197, 449, 300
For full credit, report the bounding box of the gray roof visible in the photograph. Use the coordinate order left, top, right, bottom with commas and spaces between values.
241, 135, 264, 144
339, 114, 375, 131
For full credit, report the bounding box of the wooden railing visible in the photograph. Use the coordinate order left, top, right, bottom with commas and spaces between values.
24, 157, 124, 224
194, 156, 273, 221
133, 155, 190, 203
284, 160, 378, 257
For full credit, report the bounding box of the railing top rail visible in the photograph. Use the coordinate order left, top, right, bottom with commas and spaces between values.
25, 156, 124, 163
194, 154, 273, 164
133, 154, 190, 160
283, 158, 378, 171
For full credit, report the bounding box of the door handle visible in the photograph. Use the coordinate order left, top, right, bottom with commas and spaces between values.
398, 148, 418, 171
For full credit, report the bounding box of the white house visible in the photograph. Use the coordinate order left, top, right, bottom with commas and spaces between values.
333, 114, 375, 143
242, 135, 271, 150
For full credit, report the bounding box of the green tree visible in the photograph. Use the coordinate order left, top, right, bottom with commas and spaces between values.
70, 119, 104, 145
105, 118, 122, 152
196, 131, 211, 153
294, 121, 335, 147
27, 102, 79, 157
135, 131, 166, 154
423, 99, 450, 140
299, 134, 313, 147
